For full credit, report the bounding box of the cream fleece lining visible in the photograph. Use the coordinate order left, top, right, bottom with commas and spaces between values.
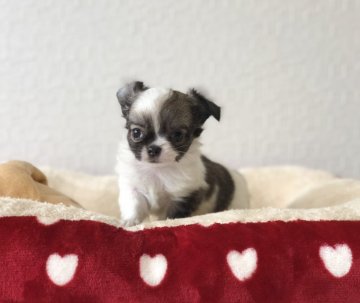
1, 197, 360, 232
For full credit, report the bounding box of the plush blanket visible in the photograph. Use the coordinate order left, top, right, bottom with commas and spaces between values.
42, 165, 360, 216
1, 165, 360, 302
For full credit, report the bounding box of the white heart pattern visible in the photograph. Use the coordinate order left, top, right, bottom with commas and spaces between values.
139, 254, 167, 287
37, 216, 60, 226
227, 248, 257, 281
319, 244, 352, 278
46, 253, 79, 286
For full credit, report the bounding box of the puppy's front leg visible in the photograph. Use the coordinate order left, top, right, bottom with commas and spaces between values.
118, 183, 149, 227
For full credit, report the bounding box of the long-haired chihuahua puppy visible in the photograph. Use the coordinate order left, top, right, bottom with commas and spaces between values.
116, 81, 248, 226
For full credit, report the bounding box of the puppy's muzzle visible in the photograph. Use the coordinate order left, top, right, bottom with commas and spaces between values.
147, 145, 162, 158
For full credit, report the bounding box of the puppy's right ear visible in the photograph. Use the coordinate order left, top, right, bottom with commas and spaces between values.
116, 81, 148, 118
188, 89, 221, 124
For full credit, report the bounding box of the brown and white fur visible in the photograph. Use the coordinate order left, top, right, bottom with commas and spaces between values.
116, 81, 248, 226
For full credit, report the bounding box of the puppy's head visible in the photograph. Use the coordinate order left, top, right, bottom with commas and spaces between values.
117, 81, 220, 164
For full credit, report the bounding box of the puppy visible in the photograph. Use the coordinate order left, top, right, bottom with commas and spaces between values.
116, 81, 248, 226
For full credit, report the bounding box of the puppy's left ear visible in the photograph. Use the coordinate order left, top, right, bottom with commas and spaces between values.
188, 89, 221, 124
116, 81, 148, 118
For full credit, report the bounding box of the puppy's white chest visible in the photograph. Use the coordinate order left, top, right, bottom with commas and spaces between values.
116, 141, 207, 223
139, 168, 193, 203
121, 163, 204, 210
139, 173, 170, 210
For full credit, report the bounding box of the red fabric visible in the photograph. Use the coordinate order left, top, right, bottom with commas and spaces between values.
0, 217, 359, 302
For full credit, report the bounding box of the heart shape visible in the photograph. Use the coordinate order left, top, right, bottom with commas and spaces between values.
37, 216, 60, 225
139, 254, 167, 286
227, 248, 257, 281
319, 244, 352, 278
46, 253, 79, 286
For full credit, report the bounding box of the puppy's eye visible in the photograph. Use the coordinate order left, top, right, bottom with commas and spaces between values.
171, 130, 185, 143
131, 128, 144, 142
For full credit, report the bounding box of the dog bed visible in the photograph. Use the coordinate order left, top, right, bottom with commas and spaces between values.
1, 166, 360, 302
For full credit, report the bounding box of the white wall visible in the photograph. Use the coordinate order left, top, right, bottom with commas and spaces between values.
0, 0, 359, 177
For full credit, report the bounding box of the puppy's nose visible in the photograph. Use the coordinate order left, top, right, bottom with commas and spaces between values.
147, 145, 162, 158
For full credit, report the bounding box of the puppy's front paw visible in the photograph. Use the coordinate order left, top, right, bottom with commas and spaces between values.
121, 217, 142, 227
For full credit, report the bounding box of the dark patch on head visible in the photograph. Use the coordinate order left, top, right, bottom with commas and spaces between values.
201, 156, 234, 212
166, 190, 204, 219
116, 81, 148, 118
158, 91, 194, 161
158, 90, 221, 161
